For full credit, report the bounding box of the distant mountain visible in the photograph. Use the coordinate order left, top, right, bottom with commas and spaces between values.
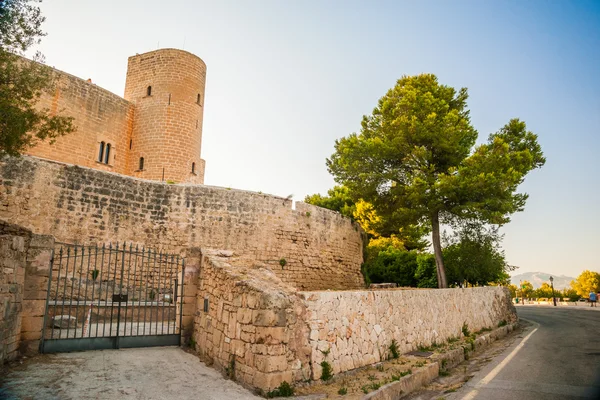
510, 272, 574, 290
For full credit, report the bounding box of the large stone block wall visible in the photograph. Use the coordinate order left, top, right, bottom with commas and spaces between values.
0, 156, 364, 291
0, 222, 30, 363
192, 253, 311, 391
0, 221, 54, 363
22, 48, 206, 184
25, 63, 134, 176
300, 287, 517, 378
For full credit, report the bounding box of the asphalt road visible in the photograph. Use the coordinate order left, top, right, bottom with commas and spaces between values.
448, 306, 600, 399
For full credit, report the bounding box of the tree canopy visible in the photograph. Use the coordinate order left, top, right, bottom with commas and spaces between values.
442, 221, 515, 286
570, 270, 600, 297
0, 0, 75, 156
327, 74, 545, 287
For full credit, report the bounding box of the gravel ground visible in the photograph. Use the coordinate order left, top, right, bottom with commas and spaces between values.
0, 347, 261, 400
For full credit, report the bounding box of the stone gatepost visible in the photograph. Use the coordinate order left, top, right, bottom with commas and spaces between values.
176, 247, 201, 344
20, 234, 54, 355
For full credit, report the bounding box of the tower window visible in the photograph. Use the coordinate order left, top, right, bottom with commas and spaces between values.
139, 157, 144, 171
98, 142, 105, 162
104, 143, 111, 164
197, 94, 201, 104
191, 162, 195, 174
98, 141, 112, 165
147, 86, 152, 96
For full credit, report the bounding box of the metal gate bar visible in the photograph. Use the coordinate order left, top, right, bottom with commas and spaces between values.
40, 243, 184, 353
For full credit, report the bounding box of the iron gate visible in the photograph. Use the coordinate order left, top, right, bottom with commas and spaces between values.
40, 243, 185, 353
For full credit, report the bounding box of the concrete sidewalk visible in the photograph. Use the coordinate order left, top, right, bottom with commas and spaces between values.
0, 347, 261, 400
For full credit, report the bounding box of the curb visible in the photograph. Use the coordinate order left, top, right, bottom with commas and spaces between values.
360, 323, 517, 399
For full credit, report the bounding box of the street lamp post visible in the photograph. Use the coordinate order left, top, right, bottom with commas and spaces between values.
550, 276, 557, 306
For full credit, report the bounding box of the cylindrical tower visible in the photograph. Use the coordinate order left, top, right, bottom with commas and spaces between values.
124, 49, 206, 184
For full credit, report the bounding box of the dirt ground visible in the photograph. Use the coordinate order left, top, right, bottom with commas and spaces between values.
0, 347, 261, 400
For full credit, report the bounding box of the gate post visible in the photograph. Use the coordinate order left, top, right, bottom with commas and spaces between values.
177, 247, 201, 345
21, 234, 55, 356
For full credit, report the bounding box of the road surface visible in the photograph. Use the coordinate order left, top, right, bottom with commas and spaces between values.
448, 306, 600, 399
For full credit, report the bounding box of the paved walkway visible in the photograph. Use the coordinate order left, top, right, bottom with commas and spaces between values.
0, 347, 261, 400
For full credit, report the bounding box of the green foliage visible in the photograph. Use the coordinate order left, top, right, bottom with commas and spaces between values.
498, 320, 507, 327
442, 221, 515, 286
0, 0, 76, 156
461, 322, 470, 337
518, 281, 534, 298
279, 258, 287, 268
507, 284, 517, 298
320, 361, 333, 381
338, 387, 348, 395
188, 337, 196, 350
326, 74, 545, 287
570, 270, 600, 297
225, 356, 236, 379
561, 288, 581, 302
364, 246, 419, 287
388, 339, 399, 359
532, 282, 555, 299
166, 180, 177, 184
266, 381, 294, 398
414, 253, 438, 288
304, 185, 355, 219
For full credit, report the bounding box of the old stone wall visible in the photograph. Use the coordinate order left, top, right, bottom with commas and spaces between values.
192, 253, 311, 391
0, 221, 54, 363
300, 287, 517, 377
25, 63, 134, 175
0, 156, 364, 291
22, 48, 206, 184
0, 222, 30, 363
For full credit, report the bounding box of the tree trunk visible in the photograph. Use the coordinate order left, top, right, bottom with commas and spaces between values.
431, 210, 448, 288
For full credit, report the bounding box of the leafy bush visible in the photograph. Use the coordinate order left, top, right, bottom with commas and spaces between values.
266, 381, 294, 398
462, 322, 470, 337
320, 361, 333, 381
388, 339, 399, 359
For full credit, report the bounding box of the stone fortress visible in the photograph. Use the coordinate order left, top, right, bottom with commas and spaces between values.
0, 49, 517, 393
26, 49, 207, 184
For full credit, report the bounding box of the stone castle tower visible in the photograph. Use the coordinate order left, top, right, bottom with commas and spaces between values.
25, 49, 206, 184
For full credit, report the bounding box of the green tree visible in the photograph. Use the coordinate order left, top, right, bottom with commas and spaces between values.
533, 282, 554, 299
363, 246, 419, 288
305, 186, 429, 250
304, 185, 355, 219
561, 288, 581, 302
414, 253, 438, 288
327, 74, 545, 287
0, 0, 75, 156
518, 280, 534, 299
570, 270, 600, 298
442, 221, 515, 286
507, 284, 517, 298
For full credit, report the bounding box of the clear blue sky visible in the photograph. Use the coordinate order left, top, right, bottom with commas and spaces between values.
33, 0, 599, 278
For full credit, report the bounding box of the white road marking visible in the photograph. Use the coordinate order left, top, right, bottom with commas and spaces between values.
461, 321, 539, 400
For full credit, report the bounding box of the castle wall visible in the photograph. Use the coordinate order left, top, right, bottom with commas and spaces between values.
0, 156, 364, 291
24, 68, 134, 175
124, 49, 206, 184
